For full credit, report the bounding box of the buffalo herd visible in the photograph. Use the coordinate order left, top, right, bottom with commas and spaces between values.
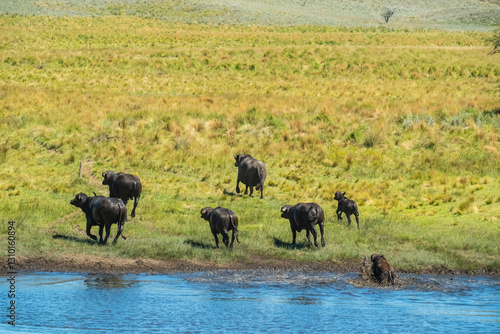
70, 155, 359, 247
70, 154, 394, 283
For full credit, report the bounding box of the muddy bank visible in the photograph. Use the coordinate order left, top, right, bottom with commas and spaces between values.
1, 255, 499, 277
180, 268, 496, 292
1, 255, 359, 275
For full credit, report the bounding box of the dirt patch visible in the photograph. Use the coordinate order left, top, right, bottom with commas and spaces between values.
1, 254, 498, 277
0, 255, 360, 275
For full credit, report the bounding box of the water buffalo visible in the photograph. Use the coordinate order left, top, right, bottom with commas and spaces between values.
334, 191, 360, 230
280, 202, 325, 248
200, 207, 240, 249
70, 192, 127, 245
102, 171, 142, 218
234, 154, 267, 199
371, 254, 396, 285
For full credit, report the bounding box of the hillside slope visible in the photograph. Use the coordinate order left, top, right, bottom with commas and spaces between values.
1, 0, 499, 30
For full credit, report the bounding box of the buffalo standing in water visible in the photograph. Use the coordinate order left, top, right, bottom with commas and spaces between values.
102, 171, 142, 218
371, 254, 396, 285
234, 154, 267, 199
200, 207, 240, 249
70, 192, 127, 245
280, 202, 325, 248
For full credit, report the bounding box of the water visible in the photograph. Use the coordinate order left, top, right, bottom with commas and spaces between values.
1, 271, 499, 333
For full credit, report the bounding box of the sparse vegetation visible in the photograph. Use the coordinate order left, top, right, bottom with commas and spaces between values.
1, 0, 500, 30
0, 12, 499, 273
487, 26, 500, 54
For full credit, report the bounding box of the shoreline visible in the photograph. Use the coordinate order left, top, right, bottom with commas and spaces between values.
2, 255, 499, 276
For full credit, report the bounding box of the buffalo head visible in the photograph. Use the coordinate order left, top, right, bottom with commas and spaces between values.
70, 192, 88, 208
371, 254, 384, 263
102, 171, 116, 185
334, 191, 346, 201
280, 205, 293, 219
200, 207, 215, 221
234, 154, 242, 167
234, 154, 253, 167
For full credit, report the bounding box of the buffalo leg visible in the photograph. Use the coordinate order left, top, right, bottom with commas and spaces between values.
305, 229, 313, 248
131, 195, 140, 218
221, 230, 230, 248
86, 221, 98, 241
355, 214, 360, 230
244, 185, 249, 195
319, 222, 325, 247
291, 229, 297, 246
249, 186, 254, 197
259, 183, 264, 199
212, 230, 219, 248
98, 225, 105, 244
346, 214, 352, 226
310, 226, 319, 248
102, 224, 112, 244
336, 209, 343, 220
236, 179, 241, 194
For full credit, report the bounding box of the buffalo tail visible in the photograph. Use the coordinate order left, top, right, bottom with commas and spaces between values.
229, 213, 240, 243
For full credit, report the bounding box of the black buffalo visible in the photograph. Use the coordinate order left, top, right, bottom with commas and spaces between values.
371, 254, 396, 285
280, 202, 325, 248
234, 154, 267, 199
334, 191, 360, 230
70, 192, 127, 245
102, 171, 142, 218
200, 207, 240, 249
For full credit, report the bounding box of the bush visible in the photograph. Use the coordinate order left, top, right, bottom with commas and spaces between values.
486, 26, 500, 54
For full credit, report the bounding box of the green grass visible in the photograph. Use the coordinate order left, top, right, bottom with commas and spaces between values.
0, 16, 499, 272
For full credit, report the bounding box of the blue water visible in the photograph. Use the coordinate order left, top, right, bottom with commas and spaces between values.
1, 271, 499, 333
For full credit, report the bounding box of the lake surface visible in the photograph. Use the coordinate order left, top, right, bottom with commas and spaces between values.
1, 270, 499, 333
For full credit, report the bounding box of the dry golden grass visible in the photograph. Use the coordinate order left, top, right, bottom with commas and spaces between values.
0, 16, 499, 271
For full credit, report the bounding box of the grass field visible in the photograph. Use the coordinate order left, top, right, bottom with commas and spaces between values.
0, 13, 499, 272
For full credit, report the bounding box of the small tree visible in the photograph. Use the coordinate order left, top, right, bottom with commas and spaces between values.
486, 27, 500, 55
382, 8, 395, 24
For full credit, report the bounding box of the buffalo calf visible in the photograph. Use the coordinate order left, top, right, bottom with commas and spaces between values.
334, 191, 360, 230
102, 171, 142, 218
234, 154, 267, 199
200, 207, 240, 249
371, 254, 396, 285
70, 192, 127, 245
280, 202, 325, 248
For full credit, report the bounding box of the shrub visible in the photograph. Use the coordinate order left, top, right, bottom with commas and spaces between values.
486, 26, 500, 55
